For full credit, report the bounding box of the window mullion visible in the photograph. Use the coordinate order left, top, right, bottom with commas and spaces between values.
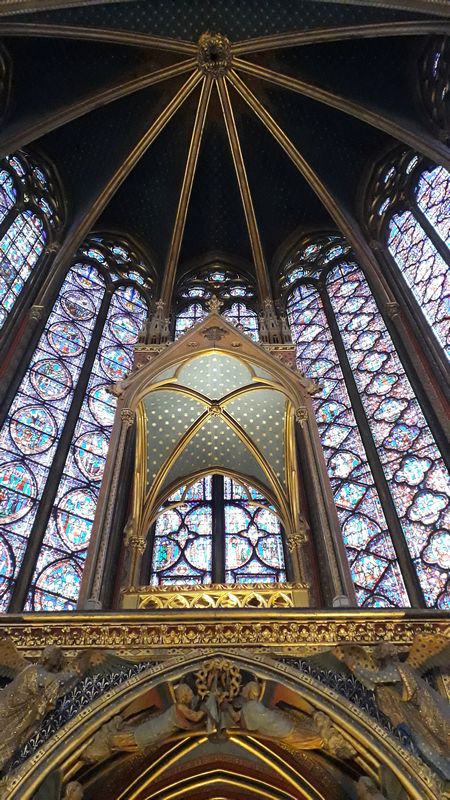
320, 288, 425, 608
0, 205, 20, 241
212, 474, 225, 584
374, 237, 450, 400
410, 195, 450, 268
8, 288, 113, 611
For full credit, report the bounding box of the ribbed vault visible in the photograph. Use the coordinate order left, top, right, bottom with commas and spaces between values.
0, 0, 448, 309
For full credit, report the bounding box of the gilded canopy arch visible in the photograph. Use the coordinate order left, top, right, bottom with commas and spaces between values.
80, 309, 353, 609
3, 649, 441, 800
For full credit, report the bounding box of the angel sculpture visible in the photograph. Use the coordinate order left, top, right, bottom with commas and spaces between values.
333, 635, 450, 780
0, 635, 138, 773
230, 680, 355, 758
0, 639, 78, 772
82, 683, 205, 763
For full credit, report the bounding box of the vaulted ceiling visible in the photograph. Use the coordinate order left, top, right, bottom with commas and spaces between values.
0, 0, 448, 293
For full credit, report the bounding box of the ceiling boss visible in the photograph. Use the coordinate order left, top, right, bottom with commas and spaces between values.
197, 32, 233, 77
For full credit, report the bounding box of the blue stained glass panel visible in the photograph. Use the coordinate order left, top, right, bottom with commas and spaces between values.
415, 166, 450, 245
151, 498, 212, 585
0, 210, 46, 329
328, 262, 450, 608
223, 302, 259, 341
0, 169, 16, 221
287, 282, 409, 607
0, 264, 105, 610
175, 302, 207, 338
224, 478, 285, 584
387, 211, 449, 359
28, 284, 148, 611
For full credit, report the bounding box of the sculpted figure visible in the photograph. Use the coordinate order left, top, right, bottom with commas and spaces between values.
335, 635, 450, 780
63, 782, 84, 800
0, 635, 139, 774
231, 681, 329, 755
0, 641, 78, 771
82, 683, 205, 762
312, 710, 356, 759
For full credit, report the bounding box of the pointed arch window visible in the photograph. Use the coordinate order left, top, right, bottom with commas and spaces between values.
283, 235, 449, 609
0, 153, 62, 331
0, 237, 154, 611
174, 266, 259, 340
367, 151, 449, 362
149, 475, 286, 587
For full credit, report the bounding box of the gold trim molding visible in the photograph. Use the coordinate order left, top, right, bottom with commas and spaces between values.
1, 610, 447, 659
121, 582, 309, 609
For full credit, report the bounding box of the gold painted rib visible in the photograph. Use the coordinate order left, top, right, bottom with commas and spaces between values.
38, 70, 202, 306
0, 59, 197, 160
226, 69, 395, 305
0, 21, 198, 52
234, 58, 450, 169
160, 75, 213, 308
217, 76, 272, 300
233, 20, 450, 54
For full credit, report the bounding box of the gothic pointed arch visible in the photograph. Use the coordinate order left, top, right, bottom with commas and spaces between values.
0, 150, 64, 335
364, 146, 449, 364
6, 649, 437, 800
81, 309, 326, 608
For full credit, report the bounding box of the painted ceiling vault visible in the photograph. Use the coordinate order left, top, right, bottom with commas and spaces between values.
142, 350, 288, 502
0, 0, 447, 290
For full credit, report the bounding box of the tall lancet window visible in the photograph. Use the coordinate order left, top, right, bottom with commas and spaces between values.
0, 152, 62, 331
0, 237, 153, 611
149, 475, 286, 586
174, 266, 259, 340
282, 235, 449, 609
366, 150, 450, 361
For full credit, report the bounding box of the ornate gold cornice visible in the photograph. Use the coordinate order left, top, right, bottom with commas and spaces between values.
2, 610, 447, 658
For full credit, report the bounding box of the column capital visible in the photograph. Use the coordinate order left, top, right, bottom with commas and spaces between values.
29, 305, 45, 321
294, 406, 308, 427
120, 408, 135, 427
386, 301, 401, 319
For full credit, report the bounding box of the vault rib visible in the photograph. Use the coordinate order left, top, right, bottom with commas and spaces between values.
37, 70, 202, 306
217, 76, 272, 301
232, 20, 450, 54
234, 58, 450, 169
160, 75, 213, 308
226, 69, 398, 305
0, 59, 197, 160
0, 21, 198, 52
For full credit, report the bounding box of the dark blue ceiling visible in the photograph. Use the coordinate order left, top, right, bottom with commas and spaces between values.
0, 0, 445, 282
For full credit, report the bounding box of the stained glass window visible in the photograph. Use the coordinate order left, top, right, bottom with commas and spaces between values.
27, 285, 148, 611
174, 266, 259, 339
0, 237, 152, 611
287, 284, 408, 608
415, 167, 450, 245
151, 477, 213, 585
174, 302, 207, 338
0, 211, 46, 329
387, 211, 449, 359
223, 302, 259, 341
285, 236, 450, 609
370, 156, 450, 362
0, 153, 62, 332
224, 477, 285, 583
149, 474, 286, 586
327, 262, 449, 608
